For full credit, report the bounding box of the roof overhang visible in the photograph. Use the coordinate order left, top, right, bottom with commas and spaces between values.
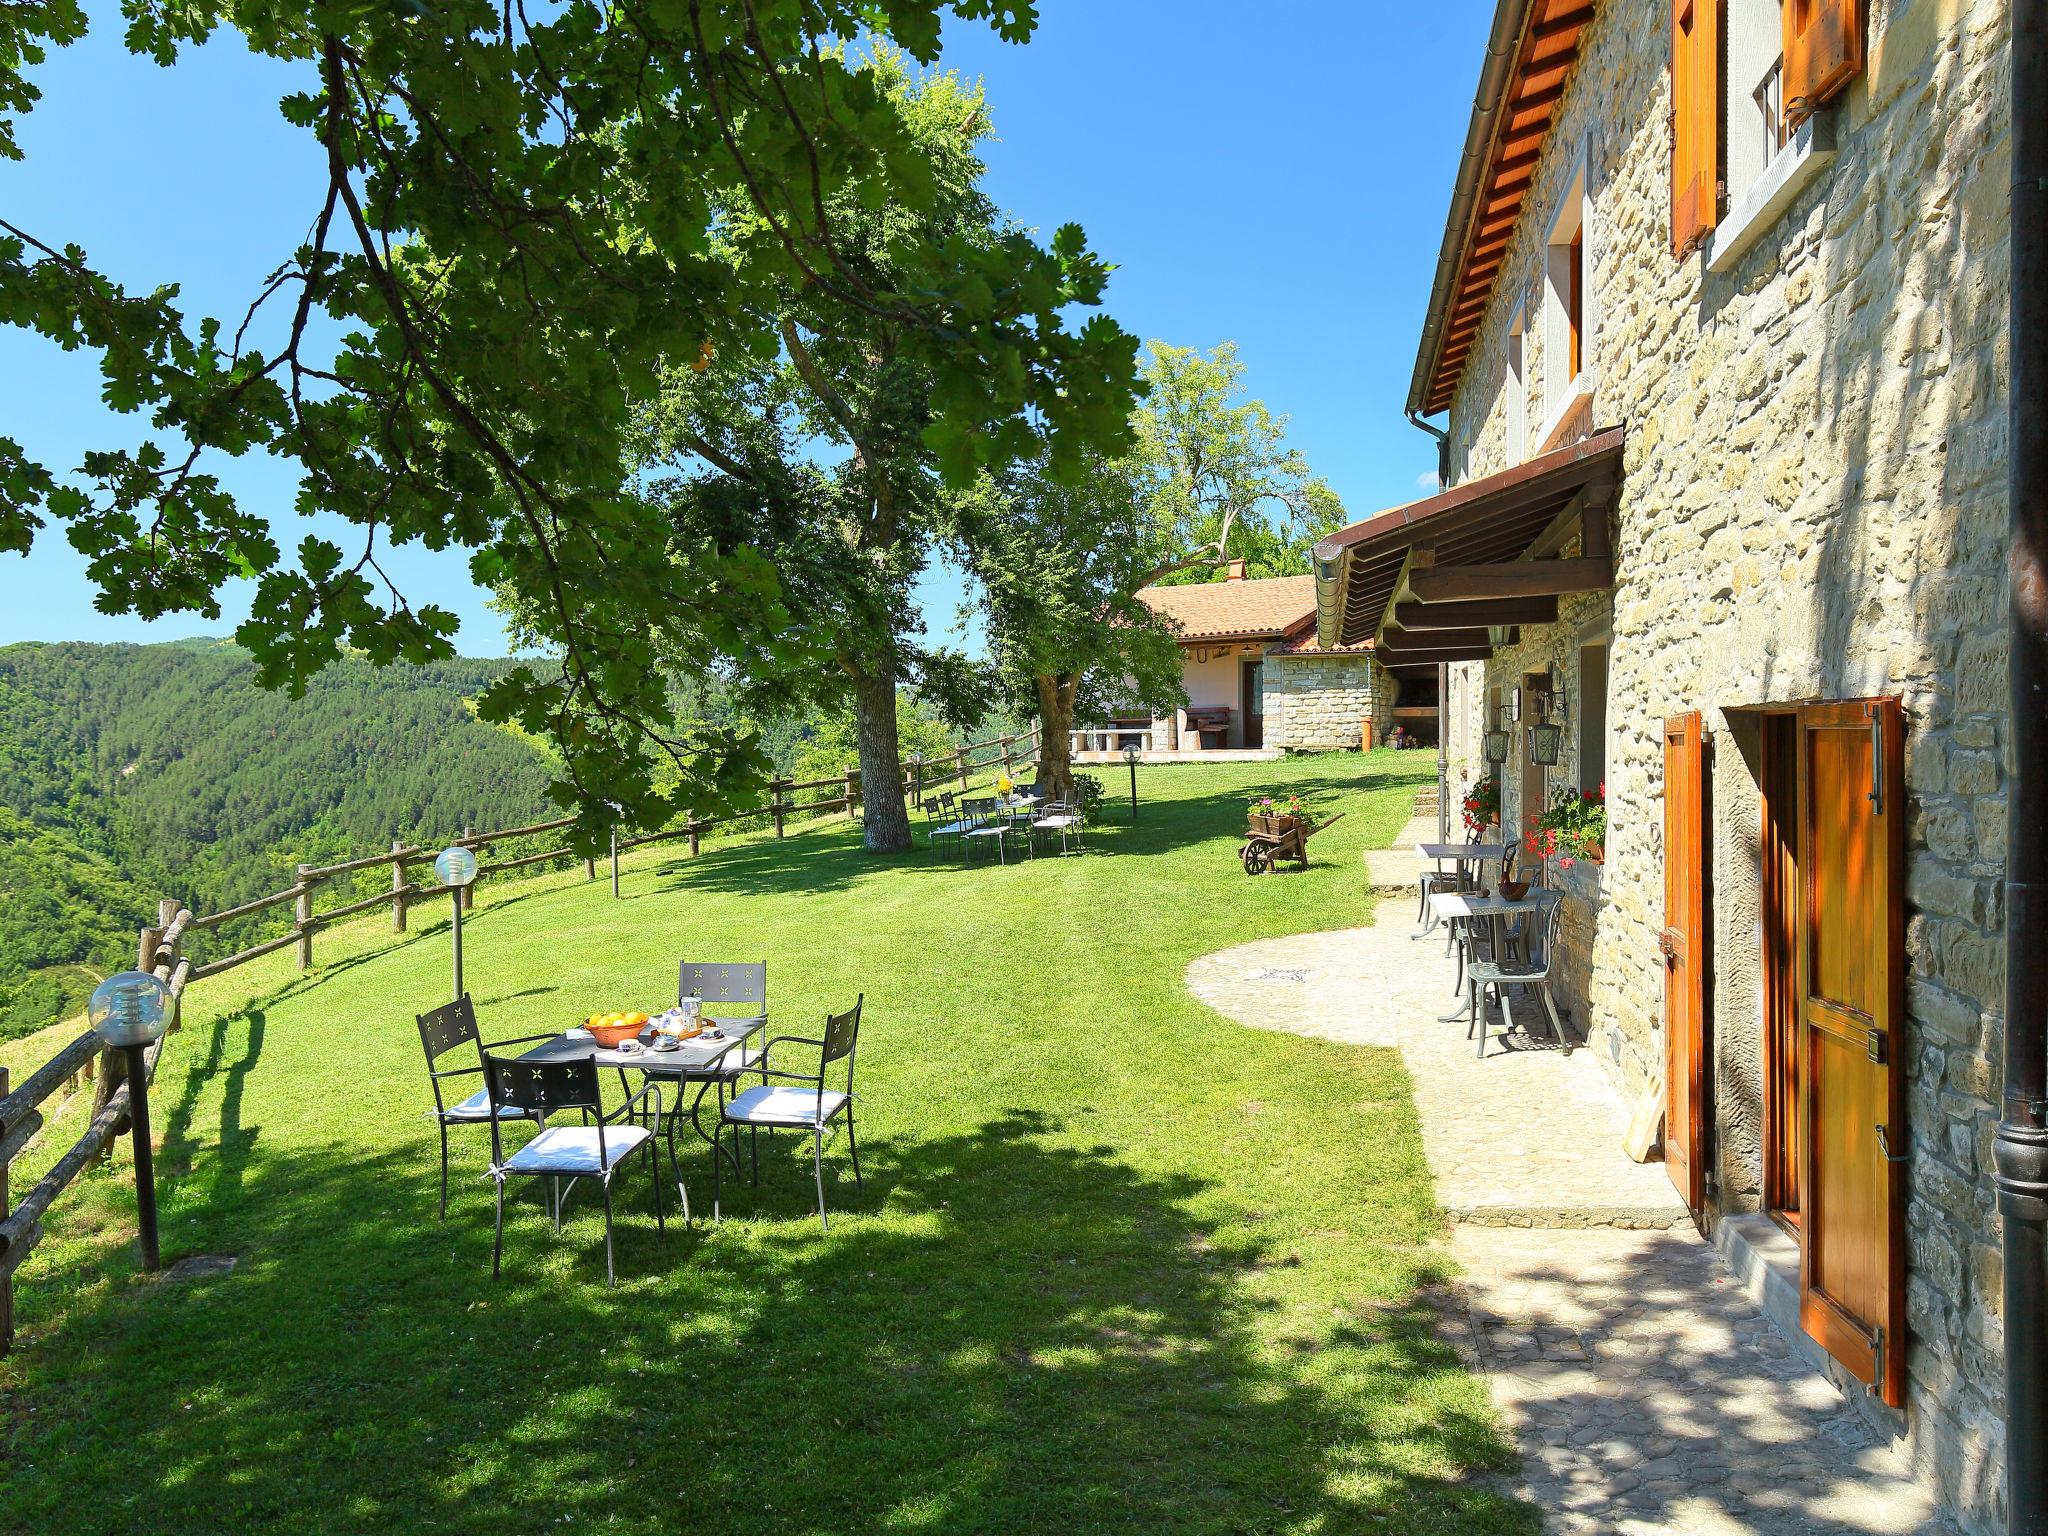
1312, 427, 1623, 667
1407, 0, 1596, 418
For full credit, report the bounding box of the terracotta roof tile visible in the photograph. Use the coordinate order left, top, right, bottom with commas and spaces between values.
1136, 574, 1316, 642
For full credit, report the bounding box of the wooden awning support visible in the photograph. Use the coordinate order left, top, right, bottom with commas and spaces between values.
1311, 427, 1623, 666
1407, 556, 1613, 604
1388, 595, 1559, 631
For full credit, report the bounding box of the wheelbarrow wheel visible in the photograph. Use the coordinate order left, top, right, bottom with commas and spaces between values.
1241, 841, 1269, 875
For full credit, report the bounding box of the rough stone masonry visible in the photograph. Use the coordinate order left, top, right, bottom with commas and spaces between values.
1430, 0, 2012, 1529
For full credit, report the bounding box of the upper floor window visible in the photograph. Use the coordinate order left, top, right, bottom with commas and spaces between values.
1673, 0, 1861, 267
1506, 314, 1527, 463
1539, 166, 1593, 450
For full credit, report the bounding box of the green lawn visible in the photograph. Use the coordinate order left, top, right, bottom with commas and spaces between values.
0, 752, 1533, 1535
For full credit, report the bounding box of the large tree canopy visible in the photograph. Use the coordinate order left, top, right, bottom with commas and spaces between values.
0, 0, 1141, 842
626, 56, 1021, 851
1132, 341, 1346, 586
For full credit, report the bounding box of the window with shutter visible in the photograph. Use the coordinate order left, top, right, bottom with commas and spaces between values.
1783, 0, 1864, 124
1670, 0, 1721, 255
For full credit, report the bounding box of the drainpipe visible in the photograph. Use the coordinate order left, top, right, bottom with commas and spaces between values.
1996, 4, 2048, 1532
1407, 408, 1451, 490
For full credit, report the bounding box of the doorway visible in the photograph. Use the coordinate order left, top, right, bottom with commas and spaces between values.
1747, 698, 1906, 1406
1241, 658, 1264, 749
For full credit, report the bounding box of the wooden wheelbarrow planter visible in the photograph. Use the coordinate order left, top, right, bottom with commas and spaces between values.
1239, 811, 1345, 874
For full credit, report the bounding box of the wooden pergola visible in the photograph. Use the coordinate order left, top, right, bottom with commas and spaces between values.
1311, 426, 1622, 667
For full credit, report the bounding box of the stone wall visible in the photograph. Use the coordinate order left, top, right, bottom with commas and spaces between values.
1435, 0, 2012, 1527
1262, 653, 1387, 751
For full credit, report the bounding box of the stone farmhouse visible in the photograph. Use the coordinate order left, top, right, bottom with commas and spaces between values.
1311, 0, 2022, 1529
1092, 562, 1409, 755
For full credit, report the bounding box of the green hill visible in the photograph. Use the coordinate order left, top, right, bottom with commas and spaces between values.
0, 638, 559, 1039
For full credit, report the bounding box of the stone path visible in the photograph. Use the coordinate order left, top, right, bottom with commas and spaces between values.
1185, 908, 1950, 1534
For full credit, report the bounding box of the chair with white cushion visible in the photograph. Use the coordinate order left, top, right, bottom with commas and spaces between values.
481, 1052, 672, 1286
714, 996, 863, 1229
416, 995, 552, 1219
1030, 798, 1084, 856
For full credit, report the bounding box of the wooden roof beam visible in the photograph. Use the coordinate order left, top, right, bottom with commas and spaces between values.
1373, 642, 1499, 666
1406, 557, 1614, 604
1391, 596, 1560, 630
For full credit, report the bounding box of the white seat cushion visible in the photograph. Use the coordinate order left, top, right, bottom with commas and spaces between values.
723, 1085, 849, 1127
1033, 814, 1078, 829
502, 1124, 651, 1176
931, 820, 971, 836
442, 1087, 528, 1122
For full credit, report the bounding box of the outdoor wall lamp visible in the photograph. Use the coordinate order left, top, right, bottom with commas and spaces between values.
1483, 726, 1510, 765
1530, 717, 1564, 766
434, 844, 479, 1000
89, 970, 173, 1272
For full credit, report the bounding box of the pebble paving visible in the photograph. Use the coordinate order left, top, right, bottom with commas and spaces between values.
1185, 857, 1950, 1534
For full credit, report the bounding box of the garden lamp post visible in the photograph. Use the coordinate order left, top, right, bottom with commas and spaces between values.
1124, 742, 1141, 822
434, 845, 479, 1000
89, 970, 173, 1272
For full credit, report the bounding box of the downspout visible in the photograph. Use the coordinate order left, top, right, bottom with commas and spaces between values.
1408, 408, 1452, 489
1996, 4, 2048, 1533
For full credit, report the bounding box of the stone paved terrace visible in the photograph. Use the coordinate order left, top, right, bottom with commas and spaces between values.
1185, 909, 1951, 1533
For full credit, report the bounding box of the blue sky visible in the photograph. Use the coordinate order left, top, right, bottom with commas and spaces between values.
0, 2, 1490, 656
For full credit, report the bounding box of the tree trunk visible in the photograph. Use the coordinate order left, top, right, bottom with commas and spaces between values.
1034, 674, 1079, 802
850, 664, 913, 853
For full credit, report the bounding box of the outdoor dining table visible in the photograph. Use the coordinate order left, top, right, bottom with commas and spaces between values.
1414, 842, 1511, 937
1426, 889, 1561, 1042
517, 1019, 768, 1205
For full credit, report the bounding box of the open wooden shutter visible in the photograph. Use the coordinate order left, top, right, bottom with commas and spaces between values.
1783, 0, 1864, 125
1795, 698, 1906, 1407
1670, 0, 1720, 255
1661, 712, 1708, 1209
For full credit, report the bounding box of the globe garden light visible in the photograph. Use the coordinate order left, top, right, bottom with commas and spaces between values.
434, 845, 479, 888
435, 845, 478, 1001
88, 970, 172, 1049
89, 970, 174, 1272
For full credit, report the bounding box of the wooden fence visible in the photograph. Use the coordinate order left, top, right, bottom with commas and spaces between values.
0, 723, 1038, 1350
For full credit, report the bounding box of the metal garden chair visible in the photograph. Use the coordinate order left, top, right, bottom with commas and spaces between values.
713, 996, 864, 1230
1030, 798, 1085, 855
924, 791, 970, 859
415, 995, 553, 1219
481, 1051, 672, 1286
960, 796, 1011, 864
1466, 890, 1570, 1059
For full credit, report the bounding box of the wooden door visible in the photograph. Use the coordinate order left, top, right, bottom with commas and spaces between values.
1759, 713, 1801, 1226
1241, 659, 1264, 749
1661, 712, 1709, 1210
1795, 698, 1906, 1406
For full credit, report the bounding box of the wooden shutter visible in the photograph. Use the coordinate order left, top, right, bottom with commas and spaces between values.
1670, 0, 1720, 255
1661, 712, 1708, 1210
1784, 0, 1864, 125
1795, 698, 1905, 1407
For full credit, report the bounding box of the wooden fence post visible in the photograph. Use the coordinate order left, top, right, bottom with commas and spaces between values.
610, 829, 620, 898
688, 819, 701, 858
460, 826, 476, 910
391, 841, 409, 932
845, 766, 860, 819
295, 865, 314, 970
956, 747, 968, 791
157, 898, 182, 1032
772, 779, 788, 838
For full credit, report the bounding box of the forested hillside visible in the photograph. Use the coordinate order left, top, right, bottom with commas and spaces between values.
0, 640, 559, 1039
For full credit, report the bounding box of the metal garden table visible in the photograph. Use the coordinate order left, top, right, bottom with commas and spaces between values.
1427, 889, 1559, 1042
1414, 842, 1510, 936
518, 1019, 768, 1218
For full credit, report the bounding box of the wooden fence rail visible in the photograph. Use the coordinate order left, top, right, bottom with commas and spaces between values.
0, 721, 1039, 1349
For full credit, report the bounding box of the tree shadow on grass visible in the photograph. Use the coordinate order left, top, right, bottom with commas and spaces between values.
645, 762, 1435, 903
6, 1107, 1533, 1536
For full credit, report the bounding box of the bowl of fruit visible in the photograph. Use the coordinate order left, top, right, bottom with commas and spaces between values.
586, 1011, 650, 1048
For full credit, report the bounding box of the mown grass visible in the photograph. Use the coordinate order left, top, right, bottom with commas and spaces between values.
0, 751, 1535, 1535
